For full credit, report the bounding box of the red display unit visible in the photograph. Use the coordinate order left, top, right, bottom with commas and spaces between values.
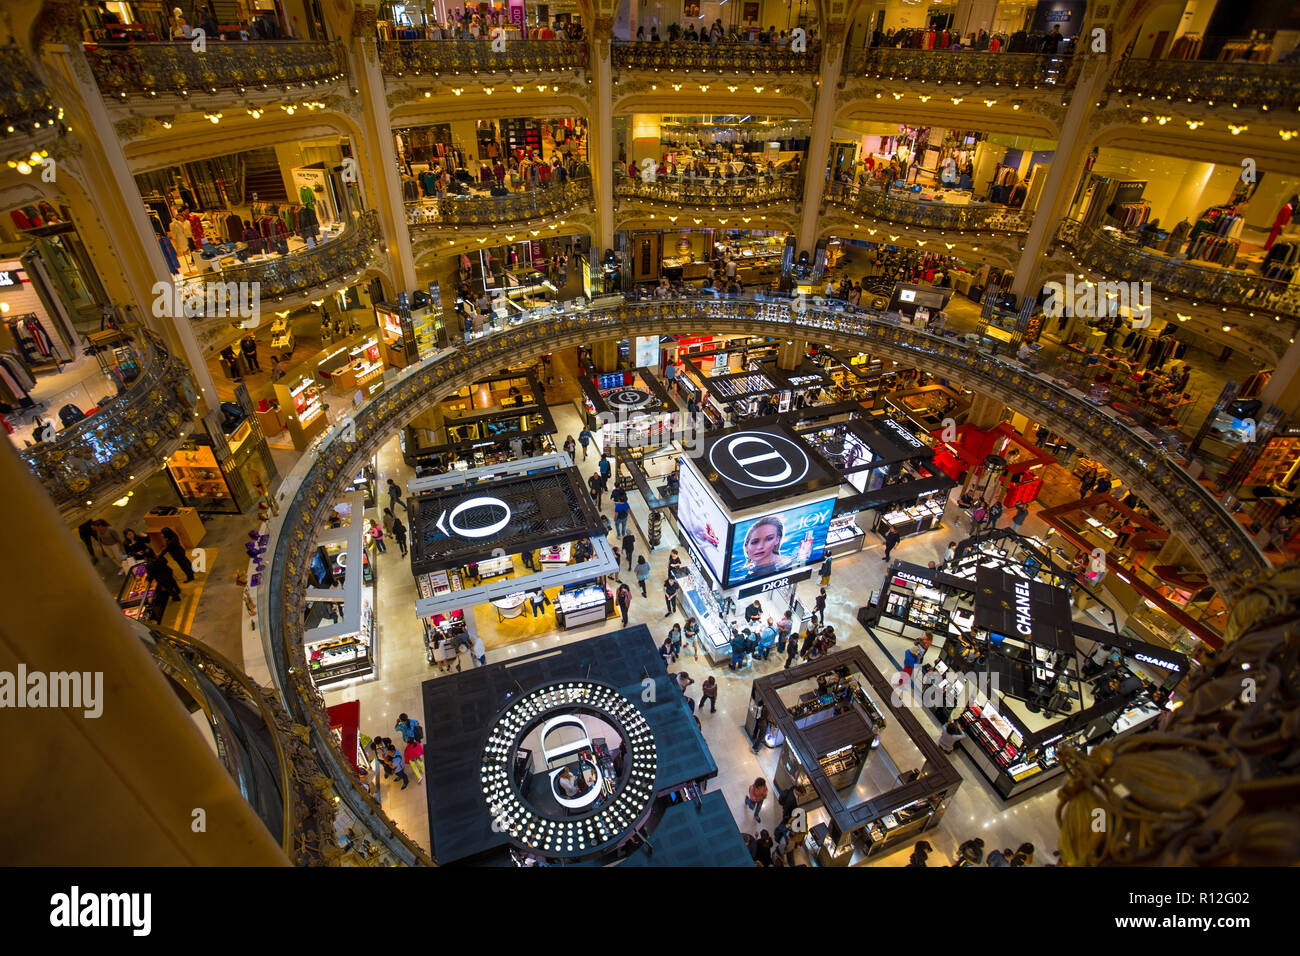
928, 422, 1055, 506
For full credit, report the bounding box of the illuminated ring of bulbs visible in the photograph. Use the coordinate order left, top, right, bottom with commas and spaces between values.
480, 680, 658, 860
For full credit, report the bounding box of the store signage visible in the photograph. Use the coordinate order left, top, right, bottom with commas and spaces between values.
1013, 580, 1034, 637
737, 567, 812, 599
892, 569, 933, 587
881, 418, 924, 449
786, 374, 822, 387
708, 430, 810, 490
435, 495, 512, 539
1133, 651, 1182, 673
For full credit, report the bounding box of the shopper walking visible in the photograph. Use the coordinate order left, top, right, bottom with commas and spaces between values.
387, 742, 410, 790
882, 526, 901, 561
392, 515, 408, 556
813, 587, 828, 624
699, 675, 718, 712
145, 548, 183, 600
386, 477, 408, 512
577, 427, 594, 460
784, 637, 800, 669
471, 634, 486, 667
598, 453, 612, 484
749, 701, 770, 752
403, 738, 425, 784
969, 499, 987, 532
744, 777, 769, 822
563, 434, 577, 458
521, 547, 537, 571
92, 520, 131, 575
1078, 466, 1098, 499
987, 500, 1003, 529
819, 553, 833, 586
1010, 501, 1029, 534
663, 574, 680, 616
634, 555, 650, 596
614, 497, 630, 538
682, 617, 700, 660
156, 526, 196, 581
394, 713, 421, 744
78, 519, 103, 562
776, 612, 794, 653
616, 582, 633, 626
381, 507, 396, 538
367, 519, 387, 553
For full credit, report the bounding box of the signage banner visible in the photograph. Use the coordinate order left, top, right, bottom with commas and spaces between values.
974, 566, 1075, 653
737, 567, 812, 599
676, 456, 729, 583
727, 496, 836, 587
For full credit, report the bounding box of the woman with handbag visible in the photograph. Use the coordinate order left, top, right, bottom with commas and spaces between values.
744, 777, 769, 822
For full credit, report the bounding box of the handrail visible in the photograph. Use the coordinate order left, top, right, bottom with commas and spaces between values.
845, 47, 1076, 88
83, 38, 348, 97
142, 622, 301, 860
0, 46, 58, 132
825, 181, 1028, 232
615, 172, 803, 207
378, 38, 587, 75
1109, 54, 1300, 112
21, 331, 196, 513
612, 39, 820, 73
1058, 218, 1300, 325
260, 295, 1266, 862
204, 209, 381, 302
407, 177, 592, 227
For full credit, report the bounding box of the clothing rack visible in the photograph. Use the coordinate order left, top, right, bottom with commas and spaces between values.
4, 313, 67, 369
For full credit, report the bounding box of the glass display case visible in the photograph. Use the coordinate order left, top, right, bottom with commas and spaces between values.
874, 492, 945, 537
117, 561, 166, 622
555, 581, 612, 629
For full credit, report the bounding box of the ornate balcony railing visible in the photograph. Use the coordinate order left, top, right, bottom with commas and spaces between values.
846, 47, 1075, 88
407, 177, 592, 227
1059, 219, 1300, 322
378, 39, 587, 75
83, 39, 347, 98
259, 295, 1265, 861
615, 173, 803, 208
0, 46, 59, 134
22, 332, 195, 513
825, 181, 1028, 232
612, 39, 820, 74
1109, 55, 1300, 111
210, 209, 381, 302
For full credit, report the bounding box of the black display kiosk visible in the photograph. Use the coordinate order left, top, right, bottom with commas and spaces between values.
751, 647, 962, 865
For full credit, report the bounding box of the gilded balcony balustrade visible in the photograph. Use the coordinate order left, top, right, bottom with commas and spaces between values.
611, 39, 819, 74
407, 177, 592, 227
84, 39, 347, 98
1109, 55, 1300, 112
378, 39, 587, 76
825, 181, 1028, 232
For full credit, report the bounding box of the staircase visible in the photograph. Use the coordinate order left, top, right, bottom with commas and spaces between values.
242, 148, 289, 204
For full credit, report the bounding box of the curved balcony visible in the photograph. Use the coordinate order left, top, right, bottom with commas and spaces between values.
1109, 56, 1300, 112
378, 39, 587, 76
407, 177, 591, 228
1060, 220, 1300, 323
22, 332, 196, 515
825, 181, 1028, 232
615, 172, 803, 208
846, 47, 1075, 88
83, 39, 347, 98
612, 40, 820, 74
259, 296, 1265, 861
0, 46, 60, 134
209, 210, 381, 302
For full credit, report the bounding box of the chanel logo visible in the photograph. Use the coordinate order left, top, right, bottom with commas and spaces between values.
709, 431, 810, 490
436, 495, 512, 539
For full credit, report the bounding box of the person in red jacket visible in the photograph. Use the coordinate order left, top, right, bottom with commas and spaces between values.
403, 738, 425, 783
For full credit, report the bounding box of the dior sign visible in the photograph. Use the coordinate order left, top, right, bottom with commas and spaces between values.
708, 430, 810, 491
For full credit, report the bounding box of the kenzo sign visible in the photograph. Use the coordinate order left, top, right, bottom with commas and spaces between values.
435, 495, 512, 539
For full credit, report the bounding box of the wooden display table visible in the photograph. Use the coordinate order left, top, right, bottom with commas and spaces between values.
255, 404, 285, 437
145, 506, 206, 553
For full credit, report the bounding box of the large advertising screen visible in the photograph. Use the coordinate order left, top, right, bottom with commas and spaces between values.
726, 496, 837, 587
676, 457, 729, 583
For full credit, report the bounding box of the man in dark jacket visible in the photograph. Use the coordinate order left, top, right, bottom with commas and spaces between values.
146, 549, 182, 600
882, 526, 901, 561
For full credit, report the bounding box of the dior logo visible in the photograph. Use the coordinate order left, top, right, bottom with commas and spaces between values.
708, 431, 810, 490
435, 495, 512, 539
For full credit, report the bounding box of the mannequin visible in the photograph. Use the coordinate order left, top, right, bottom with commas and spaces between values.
1266, 195, 1297, 250
170, 7, 190, 39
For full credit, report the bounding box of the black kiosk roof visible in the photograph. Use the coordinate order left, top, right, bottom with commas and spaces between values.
694, 421, 841, 510
975, 566, 1077, 654
408, 466, 604, 574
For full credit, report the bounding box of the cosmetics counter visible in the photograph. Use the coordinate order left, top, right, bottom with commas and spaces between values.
330, 336, 386, 398
676, 565, 735, 664
825, 512, 867, 557
873, 488, 946, 538
306, 585, 375, 687
554, 580, 614, 629
118, 562, 167, 623
273, 376, 328, 451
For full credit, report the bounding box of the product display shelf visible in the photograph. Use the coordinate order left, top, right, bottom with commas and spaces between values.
306, 586, 374, 686
555, 581, 611, 629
